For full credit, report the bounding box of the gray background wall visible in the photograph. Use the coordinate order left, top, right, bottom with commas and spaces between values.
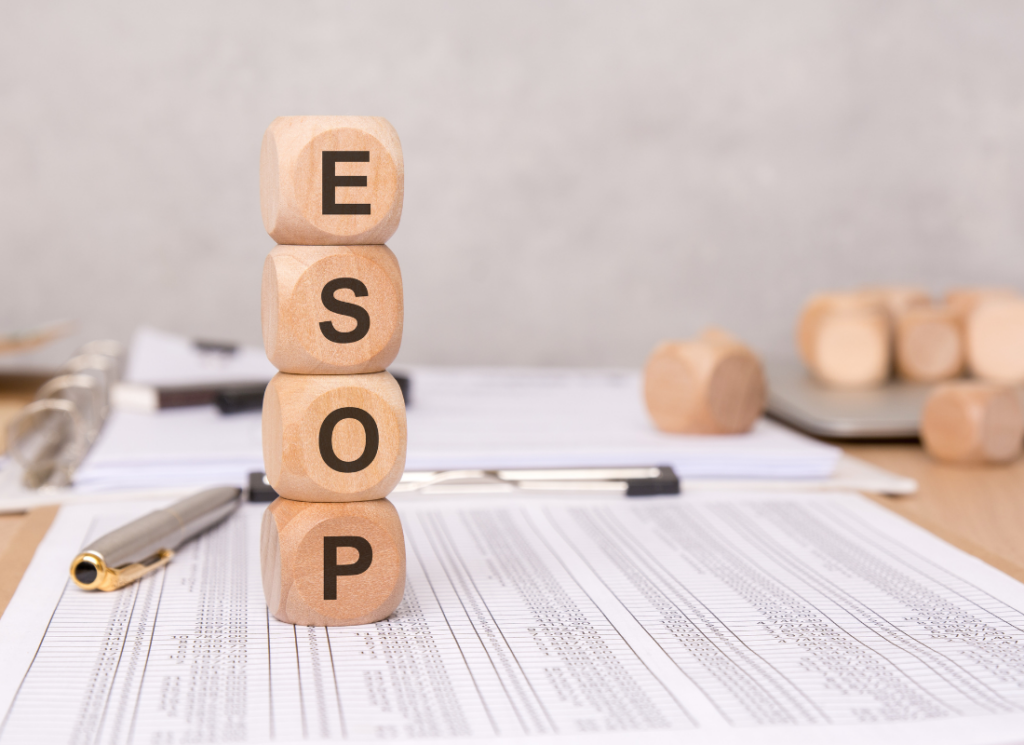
1, 1, 1023, 370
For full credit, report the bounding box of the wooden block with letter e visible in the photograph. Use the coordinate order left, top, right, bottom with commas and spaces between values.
261, 496, 406, 626
263, 244, 403, 374
261, 116, 403, 246
263, 371, 406, 502
644, 328, 766, 435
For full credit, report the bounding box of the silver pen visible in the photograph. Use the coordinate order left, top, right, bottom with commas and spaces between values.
70, 486, 243, 591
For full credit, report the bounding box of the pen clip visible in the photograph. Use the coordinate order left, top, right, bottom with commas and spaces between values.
70, 549, 175, 591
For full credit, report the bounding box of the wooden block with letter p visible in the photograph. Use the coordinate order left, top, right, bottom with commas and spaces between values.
261, 116, 403, 245
262, 244, 403, 374
262, 496, 406, 626
644, 328, 766, 434
263, 371, 406, 502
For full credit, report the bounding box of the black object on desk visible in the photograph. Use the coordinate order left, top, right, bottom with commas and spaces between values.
623, 466, 680, 496
214, 385, 267, 414
249, 472, 279, 503
393, 372, 411, 407
134, 371, 410, 415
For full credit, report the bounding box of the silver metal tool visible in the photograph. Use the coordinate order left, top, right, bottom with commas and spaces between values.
70, 485, 243, 591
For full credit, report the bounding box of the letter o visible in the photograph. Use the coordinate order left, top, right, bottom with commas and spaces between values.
318, 407, 379, 473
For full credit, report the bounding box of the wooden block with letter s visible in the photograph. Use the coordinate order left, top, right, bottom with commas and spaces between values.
263, 371, 406, 502
262, 496, 406, 626
261, 116, 404, 246
644, 328, 766, 434
263, 244, 403, 374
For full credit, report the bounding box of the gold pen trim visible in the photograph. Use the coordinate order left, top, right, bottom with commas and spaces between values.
70, 549, 175, 591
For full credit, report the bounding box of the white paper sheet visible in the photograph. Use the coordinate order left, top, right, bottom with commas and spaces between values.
66, 364, 841, 495
73, 406, 264, 492
123, 326, 277, 386
402, 367, 841, 478
3, 491, 1024, 745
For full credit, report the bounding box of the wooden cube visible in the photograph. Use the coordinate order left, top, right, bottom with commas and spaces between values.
945, 287, 1020, 318
861, 285, 930, 320
260, 116, 404, 245
644, 328, 766, 434
895, 305, 964, 383
797, 292, 890, 388
263, 371, 406, 502
920, 382, 1024, 464
262, 244, 403, 374
261, 496, 406, 626
965, 297, 1024, 384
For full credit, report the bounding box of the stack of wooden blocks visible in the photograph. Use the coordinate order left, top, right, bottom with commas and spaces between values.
257, 117, 407, 626
799, 286, 1024, 464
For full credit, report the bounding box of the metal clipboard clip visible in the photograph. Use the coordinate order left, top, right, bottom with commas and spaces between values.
248, 466, 680, 501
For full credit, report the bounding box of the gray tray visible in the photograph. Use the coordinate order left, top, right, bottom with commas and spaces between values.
766, 360, 929, 440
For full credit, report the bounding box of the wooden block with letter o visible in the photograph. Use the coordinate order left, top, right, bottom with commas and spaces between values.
263, 244, 403, 374
261, 496, 406, 626
263, 371, 406, 502
644, 328, 766, 435
261, 116, 404, 245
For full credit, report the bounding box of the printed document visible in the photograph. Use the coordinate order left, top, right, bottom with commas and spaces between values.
3, 492, 1024, 744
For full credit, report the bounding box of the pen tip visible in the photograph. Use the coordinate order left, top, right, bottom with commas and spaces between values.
74, 562, 97, 585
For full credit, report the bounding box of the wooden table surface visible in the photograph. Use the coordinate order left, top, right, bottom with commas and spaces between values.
851, 443, 1024, 582
1, 387, 1023, 617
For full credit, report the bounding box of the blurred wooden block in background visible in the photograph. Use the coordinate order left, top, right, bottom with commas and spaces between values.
798, 292, 891, 388
921, 381, 1024, 464
862, 285, 930, 321
946, 287, 1020, 319
263, 244, 403, 375
644, 328, 765, 434
261, 496, 405, 626
263, 371, 406, 502
895, 305, 964, 383
261, 116, 404, 246
965, 296, 1024, 384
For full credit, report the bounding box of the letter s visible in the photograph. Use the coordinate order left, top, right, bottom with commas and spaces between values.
320, 278, 370, 343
